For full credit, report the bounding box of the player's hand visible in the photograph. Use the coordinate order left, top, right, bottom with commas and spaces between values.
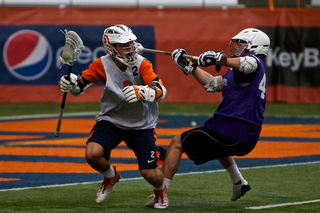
198, 51, 226, 67
123, 85, 156, 103
59, 73, 78, 92
171, 49, 196, 75
136, 42, 144, 55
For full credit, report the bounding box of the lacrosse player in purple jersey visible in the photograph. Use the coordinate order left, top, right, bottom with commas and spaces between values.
148, 28, 270, 209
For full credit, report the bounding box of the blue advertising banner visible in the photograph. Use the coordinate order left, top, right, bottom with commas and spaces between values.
0, 25, 155, 85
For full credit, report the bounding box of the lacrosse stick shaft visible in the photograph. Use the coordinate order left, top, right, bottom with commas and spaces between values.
143, 48, 199, 61
55, 65, 73, 137
143, 48, 225, 71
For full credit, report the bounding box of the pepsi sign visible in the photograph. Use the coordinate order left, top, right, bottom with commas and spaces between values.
0, 26, 155, 85
3, 30, 52, 81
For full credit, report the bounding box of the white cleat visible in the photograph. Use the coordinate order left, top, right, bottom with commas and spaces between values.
146, 194, 155, 207
231, 180, 251, 201
95, 166, 121, 204
154, 185, 169, 209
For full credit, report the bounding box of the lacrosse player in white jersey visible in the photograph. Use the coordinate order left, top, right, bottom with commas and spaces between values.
59, 24, 167, 205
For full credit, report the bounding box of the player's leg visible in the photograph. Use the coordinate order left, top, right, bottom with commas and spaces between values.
219, 156, 251, 201
140, 168, 168, 209
162, 134, 184, 181
85, 142, 110, 173
140, 168, 163, 187
146, 134, 185, 208
85, 121, 122, 204
125, 129, 168, 209
180, 126, 254, 201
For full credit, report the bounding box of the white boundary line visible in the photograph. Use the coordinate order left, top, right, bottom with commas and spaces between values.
1, 112, 320, 121
0, 160, 319, 192
246, 199, 320, 209
0, 112, 97, 121
174, 160, 320, 176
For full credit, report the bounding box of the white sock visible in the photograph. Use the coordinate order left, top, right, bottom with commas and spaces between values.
154, 178, 172, 191
226, 164, 247, 185
163, 178, 171, 189
154, 183, 164, 191
102, 166, 115, 179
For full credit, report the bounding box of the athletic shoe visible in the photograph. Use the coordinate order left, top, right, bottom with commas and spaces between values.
95, 166, 121, 204
231, 180, 251, 201
154, 185, 168, 209
146, 194, 155, 207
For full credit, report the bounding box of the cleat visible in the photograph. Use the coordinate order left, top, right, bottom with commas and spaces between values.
231, 180, 251, 201
146, 194, 155, 207
95, 166, 121, 204
154, 185, 168, 209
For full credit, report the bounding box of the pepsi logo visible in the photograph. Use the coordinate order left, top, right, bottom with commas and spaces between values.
3, 30, 52, 81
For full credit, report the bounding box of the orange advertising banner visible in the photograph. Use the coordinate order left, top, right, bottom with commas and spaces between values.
1, 7, 320, 103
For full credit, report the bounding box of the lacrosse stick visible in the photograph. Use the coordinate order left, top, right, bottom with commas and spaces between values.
142, 48, 226, 71
55, 30, 84, 137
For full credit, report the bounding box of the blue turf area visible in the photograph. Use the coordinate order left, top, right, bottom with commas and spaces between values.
0, 114, 319, 190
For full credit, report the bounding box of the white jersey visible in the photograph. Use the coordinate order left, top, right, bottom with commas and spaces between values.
82, 54, 159, 130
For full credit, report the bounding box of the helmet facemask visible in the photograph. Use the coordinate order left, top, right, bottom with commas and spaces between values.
229, 39, 249, 57
110, 41, 138, 67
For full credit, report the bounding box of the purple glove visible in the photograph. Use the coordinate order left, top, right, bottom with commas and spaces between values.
171, 49, 197, 75
198, 51, 226, 67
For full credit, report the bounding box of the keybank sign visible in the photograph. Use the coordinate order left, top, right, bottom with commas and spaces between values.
267, 47, 320, 72
261, 26, 320, 72
260, 26, 320, 87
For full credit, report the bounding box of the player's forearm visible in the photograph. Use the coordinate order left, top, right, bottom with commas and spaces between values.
216, 57, 240, 70
192, 67, 213, 86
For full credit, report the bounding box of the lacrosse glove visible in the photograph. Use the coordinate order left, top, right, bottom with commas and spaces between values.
198, 51, 226, 67
136, 43, 144, 55
171, 49, 198, 75
59, 73, 83, 96
123, 85, 156, 103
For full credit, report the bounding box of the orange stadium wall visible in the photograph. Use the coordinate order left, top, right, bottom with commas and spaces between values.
1, 7, 320, 103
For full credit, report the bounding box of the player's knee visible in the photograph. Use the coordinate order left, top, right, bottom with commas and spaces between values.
85, 142, 104, 162
169, 135, 183, 151
140, 169, 158, 182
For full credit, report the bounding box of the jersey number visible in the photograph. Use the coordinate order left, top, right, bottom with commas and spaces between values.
150, 151, 155, 158
259, 73, 266, 100
132, 66, 138, 76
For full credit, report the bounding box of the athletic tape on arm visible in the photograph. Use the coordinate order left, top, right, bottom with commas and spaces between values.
203, 75, 222, 92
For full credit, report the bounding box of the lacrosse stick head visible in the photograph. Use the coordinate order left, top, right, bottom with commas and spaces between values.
102, 24, 138, 67
60, 30, 85, 66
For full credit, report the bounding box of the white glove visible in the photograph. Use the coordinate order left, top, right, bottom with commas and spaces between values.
136, 42, 144, 55
59, 73, 82, 96
123, 85, 156, 103
198, 51, 226, 67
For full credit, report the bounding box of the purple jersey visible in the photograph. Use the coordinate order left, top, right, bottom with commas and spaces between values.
205, 55, 266, 143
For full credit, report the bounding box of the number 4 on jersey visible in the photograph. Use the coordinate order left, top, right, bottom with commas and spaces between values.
259, 73, 266, 100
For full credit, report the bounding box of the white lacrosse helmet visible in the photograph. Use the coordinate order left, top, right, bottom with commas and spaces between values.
229, 28, 270, 57
102, 24, 138, 67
